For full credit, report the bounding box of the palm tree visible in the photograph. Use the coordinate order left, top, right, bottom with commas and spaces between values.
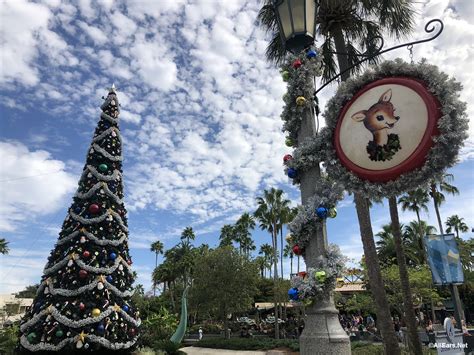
181, 226, 196, 247
258, 2, 415, 352
259, 243, 274, 278
430, 174, 459, 233
376, 224, 399, 267
0, 238, 9, 255
255, 256, 269, 278
150, 240, 164, 296
404, 221, 437, 263
277, 203, 292, 279
219, 224, 235, 247
283, 243, 294, 278
446, 215, 469, 238
235, 213, 256, 256
254, 188, 289, 339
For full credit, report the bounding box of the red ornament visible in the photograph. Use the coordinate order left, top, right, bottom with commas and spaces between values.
292, 245, 303, 255
79, 270, 88, 279
129, 328, 136, 336
127, 259, 132, 265
283, 154, 293, 163
79, 302, 86, 310
292, 59, 302, 68
82, 251, 90, 258
298, 271, 307, 278
88, 204, 100, 214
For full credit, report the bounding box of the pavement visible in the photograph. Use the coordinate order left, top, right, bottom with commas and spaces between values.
181, 347, 297, 355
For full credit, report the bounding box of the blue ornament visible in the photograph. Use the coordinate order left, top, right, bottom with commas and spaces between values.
74, 206, 81, 213
122, 305, 129, 312
287, 168, 297, 179
106, 275, 113, 283
288, 288, 298, 301
316, 206, 328, 219
306, 49, 317, 58
97, 324, 105, 333
109, 252, 117, 260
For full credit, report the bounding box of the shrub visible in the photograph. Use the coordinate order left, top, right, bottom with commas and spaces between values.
0, 324, 19, 354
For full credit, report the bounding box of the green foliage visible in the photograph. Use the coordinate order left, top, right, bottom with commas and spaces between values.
0, 324, 19, 354
195, 337, 299, 351
14, 284, 38, 299
190, 246, 259, 322
351, 342, 436, 355
138, 306, 178, 348
152, 340, 184, 355
0, 238, 9, 255
381, 264, 442, 316
343, 293, 376, 316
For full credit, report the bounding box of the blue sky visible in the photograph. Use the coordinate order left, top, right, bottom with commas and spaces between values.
0, 0, 473, 294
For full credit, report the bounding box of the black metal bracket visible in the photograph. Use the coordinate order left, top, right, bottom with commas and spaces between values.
314, 19, 444, 96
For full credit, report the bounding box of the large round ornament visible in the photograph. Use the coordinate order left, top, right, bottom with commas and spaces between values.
79, 270, 88, 279
55, 330, 64, 337
296, 96, 306, 106
328, 207, 337, 218
106, 275, 113, 283
287, 168, 297, 179
297, 271, 307, 278
97, 324, 105, 333
82, 250, 90, 258
292, 245, 303, 255
283, 154, 293, 163
314, 270, 327, 283
122, 305, 129, 312
288, 287, 299, 300
88, 204, 100, 214
316, 207, 328, 219
79, 302, 86, 311
27, 332, 37, 343
109, 252, 117, 260
285, 137, 295, 147
91, 308, 101, 317
292, 59, 302, 68
98, 164, 108, 172
306, 49, 317, 58
281, 71, 290, 82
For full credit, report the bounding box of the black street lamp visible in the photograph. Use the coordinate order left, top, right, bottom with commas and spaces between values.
271, 1, 351, 355
273, 0, 317, 52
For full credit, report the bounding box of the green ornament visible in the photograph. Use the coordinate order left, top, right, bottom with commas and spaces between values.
328, 207, 337, 218
285, 137, 294, 147
281, 71, 290, 82
314, 270, 326, 283
98, 163, 108, 172
55, 330, 64, 337
27, 332, 37, 343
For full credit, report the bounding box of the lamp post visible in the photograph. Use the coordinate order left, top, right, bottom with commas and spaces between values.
273, 1, 350, 354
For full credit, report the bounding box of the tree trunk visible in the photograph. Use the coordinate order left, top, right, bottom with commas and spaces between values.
273, 229, 280, 339
280, 229, 284, 280
297, 256, 300, 273
290, 256, 293, 277
389, 196, 423, 355
431, 184, 444, 234
354, 193, 401, 355
333, 25, 400, 354
154, 252, 158, 296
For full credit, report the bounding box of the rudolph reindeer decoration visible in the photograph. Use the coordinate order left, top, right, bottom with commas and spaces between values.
351, 89, 402, 162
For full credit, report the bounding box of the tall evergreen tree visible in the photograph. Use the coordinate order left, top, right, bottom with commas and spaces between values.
18, 86, 140, 352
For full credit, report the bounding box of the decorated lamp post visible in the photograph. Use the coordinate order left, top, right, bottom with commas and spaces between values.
273, 2, 351, 354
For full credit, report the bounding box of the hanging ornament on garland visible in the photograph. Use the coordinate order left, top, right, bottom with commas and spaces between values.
292, 245, 303, 255
98, 163, 108, 172
292, 59, 302, 68
287, 168, 297, 179
281, 70, 290, 82
314, 270, 327, 283
288, 287, 299, 301
79, 270, 88, 279
306, 49, 317, 58
88, 204, 100, 214
316, 206, 328, 219
91, 308, 101, 317
283, 154, 293, 163
285, 137, 295, 147
296, 96, 306, 106
285, 233, 293, 242
328, 207, 337, 218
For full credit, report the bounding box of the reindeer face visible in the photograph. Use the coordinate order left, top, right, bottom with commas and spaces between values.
351, 89, 400, 133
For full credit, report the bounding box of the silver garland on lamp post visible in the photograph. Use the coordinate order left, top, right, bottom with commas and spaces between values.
273, 1, 350, 354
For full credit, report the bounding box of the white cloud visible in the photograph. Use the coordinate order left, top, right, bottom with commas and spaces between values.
0, 141, 76, 232
0, 0, 51, 86
77, 21, 108, 45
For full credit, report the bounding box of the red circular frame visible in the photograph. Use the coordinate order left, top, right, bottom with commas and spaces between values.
334, 77, 441, 182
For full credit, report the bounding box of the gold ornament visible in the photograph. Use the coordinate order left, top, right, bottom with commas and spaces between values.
91, 308, 101, 317
296, 96, 306, 106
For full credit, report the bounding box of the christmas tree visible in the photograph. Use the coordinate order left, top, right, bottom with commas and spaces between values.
18, 85, 141, 353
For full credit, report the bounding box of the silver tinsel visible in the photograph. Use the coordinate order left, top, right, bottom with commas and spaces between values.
83, 164, 122, 182
69, 210, 128, 232
92, 143, 123, 162
56, 230, 127, 247
75, 181, 123, 205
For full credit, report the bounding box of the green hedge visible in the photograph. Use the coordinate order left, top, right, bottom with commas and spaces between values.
195, 338, 299, 351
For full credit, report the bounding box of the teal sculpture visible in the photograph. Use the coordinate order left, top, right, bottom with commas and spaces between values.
170, 286, 190, 343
